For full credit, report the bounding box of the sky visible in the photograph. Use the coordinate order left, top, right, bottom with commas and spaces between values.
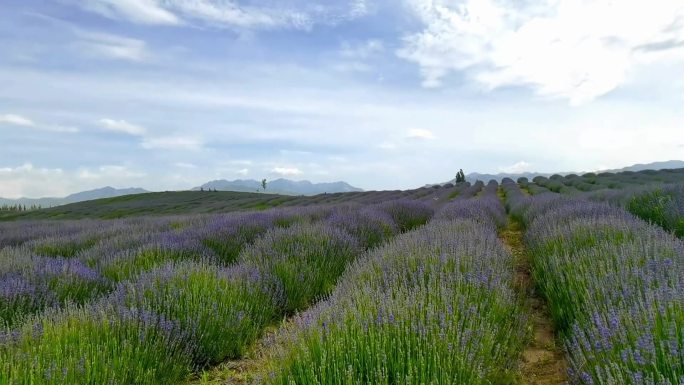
1, 0, 684, 198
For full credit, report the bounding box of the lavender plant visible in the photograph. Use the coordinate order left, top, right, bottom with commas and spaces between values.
501, 178, 526, 213
239, 222, 361, 314
522, 196, 684, 384
0, 252, 110, 328
29, 233, 100, 258
112, 261, 281, 366
627, 184, 684, 237
326, 207, 398, 249
454, 180, 485, 199
377, 199, 434, 232
0, 220, 95, 248
0, 305, 192, 385
200, 212, 276, 264
436, 196, 506, 229
262, 218, 526, 385
0, 274, 53, 328
97, 229, 218, 281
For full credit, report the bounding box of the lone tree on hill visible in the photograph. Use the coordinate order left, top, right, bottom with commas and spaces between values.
455, 169, 466, 183
261, 178, 267, 192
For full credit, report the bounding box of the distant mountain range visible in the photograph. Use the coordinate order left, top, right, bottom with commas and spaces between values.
194, 178, 363, 195
602, 160, 684, 173
2, 161, 682, 209
0, 179, 362, 208
442, 160, 684, 184
0, 187, 149, 208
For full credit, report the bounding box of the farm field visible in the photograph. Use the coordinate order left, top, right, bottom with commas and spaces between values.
1, 169, 683, 385
5, 1, 684, 383
0, 185, 460, 221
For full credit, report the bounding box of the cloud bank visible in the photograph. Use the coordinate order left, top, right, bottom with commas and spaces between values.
399, 0, 684, 105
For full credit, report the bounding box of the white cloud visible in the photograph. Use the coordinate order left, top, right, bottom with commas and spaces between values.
80, 0, 181, 25
0, 113, 79, 132
334, 39, 384, 72
173, 162, 197, 169
0, 164, 146, 198
141, 136, 203, 151
77, 0, 369, 30
237, 168, 249, 176
272, 167, 303, 176
349, 0, 369, 18
0, 163, 189, 198
332, 62, 373, 73
78, 165, 146, 180
77, 32, 149, 62
0, 163, 67, 198
229, 160, 253, 166
576, 125, 684, 158
378, 141, 398, 150
26, 13, 152, 62
160, 1, 293, 29
0, 114, 35, 127
406, 128, 435, 140
99, 118, 147, 135
498, 161, 532, 174
340, 39, 384, 59
48, 125, 80, 133
399, 0, 684, 104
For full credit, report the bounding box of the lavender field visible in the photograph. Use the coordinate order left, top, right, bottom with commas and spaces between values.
1, 175, 683, 385
5, 0, 684, 382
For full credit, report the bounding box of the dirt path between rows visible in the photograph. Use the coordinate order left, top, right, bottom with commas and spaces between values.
499, 217, 568, 385
185, 318, 291, 385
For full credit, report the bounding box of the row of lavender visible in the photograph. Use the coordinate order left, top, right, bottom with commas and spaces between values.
0, 181, 466, 249
3, 200, 446, 328
514, 172, 684, 238
0, 208, 313, 328
503, 180, 684, 384
254, 186, 527, 384
1, 200, 435, 384
588, 184, 684, 238
269, 183, 468, 208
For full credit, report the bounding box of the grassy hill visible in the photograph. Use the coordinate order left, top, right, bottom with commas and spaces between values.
0, 191, 298, 220
0, 186, 453, 221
